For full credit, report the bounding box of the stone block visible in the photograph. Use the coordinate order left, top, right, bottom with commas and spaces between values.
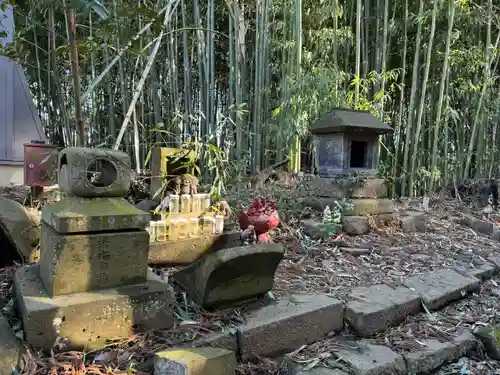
0, 313, 24, 374
345, 284, 421, 336
0, 197, 40, 261
403, 269, 479, 310
15, 264, 175, 350
237, 294, 343, 360
41, 197, 150, 234
148, 231, 241, 265
399, 211, 427, 232
302, 219, 341, 239
404, 333, 477, 374
339, 247, 373, 256
189, 332, 238, 353
344, 199, 394, 216
58, 147, 131, 197
351, 179, 388, 199
286, 359, 348, 375
332, 342, 406, 375
173, 244, 284, 308
474, 323, 500, 360
39, 222, 148, 296
487, 255, 500, 270
154, 347, 236, 375
455, 259, 498, 281
342, 216, 369, 235
458, 215, 493, 235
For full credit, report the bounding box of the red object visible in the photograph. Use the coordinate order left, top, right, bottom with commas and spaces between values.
239, 198, 280, 243
24, 142, 58, 187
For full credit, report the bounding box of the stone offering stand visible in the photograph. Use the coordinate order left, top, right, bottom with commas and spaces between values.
15, 147, 176, 350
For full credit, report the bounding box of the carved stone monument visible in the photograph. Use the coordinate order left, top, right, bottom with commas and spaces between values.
14, 147, 175, 350
173, 243, 284, 308
311, 108, 392, 177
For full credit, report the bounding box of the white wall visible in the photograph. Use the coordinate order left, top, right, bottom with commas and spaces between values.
0, 164, 24, 185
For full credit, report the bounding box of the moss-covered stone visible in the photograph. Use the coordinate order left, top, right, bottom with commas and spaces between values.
344, 198, 394, 216
58, 147, 131, 197
173, 244, 284, 308
15, 264, 175, 351
41, 197, 150, 234
474, 323, 500, 360
39, 222, 149, 296
154, 347, 236, 375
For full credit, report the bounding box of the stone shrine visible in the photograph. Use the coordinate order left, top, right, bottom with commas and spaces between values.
14, 147, 175, 350
311, 108, 392, 177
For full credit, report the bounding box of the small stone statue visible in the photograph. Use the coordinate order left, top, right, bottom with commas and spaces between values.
180, 174, 198, 195
173, 176, 181, 194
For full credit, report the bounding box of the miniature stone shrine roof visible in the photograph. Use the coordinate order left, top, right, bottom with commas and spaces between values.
310, 108, 393, 135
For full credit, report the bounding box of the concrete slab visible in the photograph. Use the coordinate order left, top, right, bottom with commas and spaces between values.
455, 259, 498, 281
404, 332, 476, 374
237, 294, 343, 360
332, 342, 406, 375
403, 269, 479, 310
15, 264, 175, 350
188, 332, 238, 353
39, 222, 149, 296
345, 284, 421, 336
148, 231, 241, 265
154, 347, 236, 375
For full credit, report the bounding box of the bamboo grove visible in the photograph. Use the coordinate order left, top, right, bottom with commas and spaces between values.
1, 0, 500, 197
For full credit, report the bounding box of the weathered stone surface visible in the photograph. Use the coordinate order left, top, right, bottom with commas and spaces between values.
345, 284, 421, 336
487, 254, 500, 270
342, 216, 369, 235
332, 342, 406, 375
403, 269, 479, 310
351, 179, 388, 199
0, 197, 40, 261
399, 211, 427, 232
404, 332, 477, 374
308, 177, 346, 198
286, 359, 348, 375
149, 231, 241, 265
58, 147, 131, 197
41, 197, 150, 234
458, 215, 493, 235
39, 222, 148, 296
344, 199, 394, 216
173, 244, 284, 308
155, 347, 236, 375
455, 259, 498, 281
237, 294, 343, 360
302, 219, 341, 239
474, 324, 500, 360
0, 313, 24, 374
15, 264, 175, 350
189, 332, 238, 353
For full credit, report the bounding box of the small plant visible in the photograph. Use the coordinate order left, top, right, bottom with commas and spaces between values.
318, 199, 353, 239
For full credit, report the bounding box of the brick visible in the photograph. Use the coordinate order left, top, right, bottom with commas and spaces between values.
332, 342, 406, 375
237, 294, 343, 360
154, 347, 236, 375
39, 222, 148, 296
404, 332, 476, 374
345, 284, 421, 336
351, 179, 388, 199
403, 269, 479, 310
344, 199, 394, 216
15, 264, 175, 350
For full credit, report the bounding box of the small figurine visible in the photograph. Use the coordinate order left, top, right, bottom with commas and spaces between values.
173, 175, 181, 194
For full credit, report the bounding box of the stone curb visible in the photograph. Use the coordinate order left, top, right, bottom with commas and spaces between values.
198, 263, 498, 369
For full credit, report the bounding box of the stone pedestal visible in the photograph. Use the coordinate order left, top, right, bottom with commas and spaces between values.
15, 147, 175, 350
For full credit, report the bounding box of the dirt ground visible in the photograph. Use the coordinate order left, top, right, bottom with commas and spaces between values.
1, 182, 499, 374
